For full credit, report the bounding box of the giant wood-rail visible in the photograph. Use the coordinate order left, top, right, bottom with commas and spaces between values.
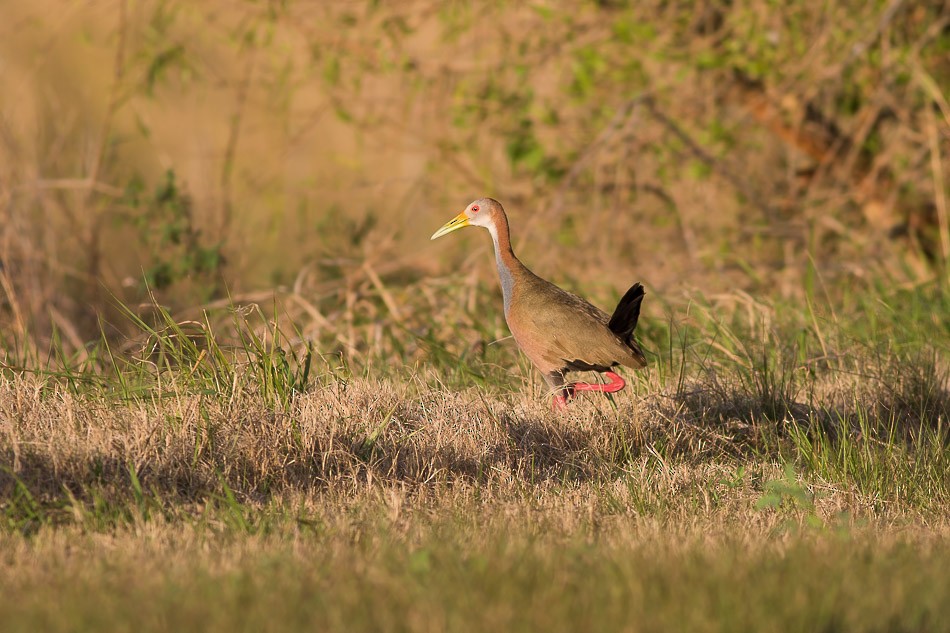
431, 198, 647, 408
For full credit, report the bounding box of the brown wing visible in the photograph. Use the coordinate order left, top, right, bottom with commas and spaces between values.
506, 272, 646, 374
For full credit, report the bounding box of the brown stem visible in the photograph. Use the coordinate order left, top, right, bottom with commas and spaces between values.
220, 46, 256, 245
75, 0, 128, 311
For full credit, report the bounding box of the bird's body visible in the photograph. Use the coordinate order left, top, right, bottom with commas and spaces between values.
432, 198, 647, 407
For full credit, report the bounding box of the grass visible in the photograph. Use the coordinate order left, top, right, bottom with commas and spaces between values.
1, 278, 949, 631
1, 511, 948, 633
1, 1, 949, 629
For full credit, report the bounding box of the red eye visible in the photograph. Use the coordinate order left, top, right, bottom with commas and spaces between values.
472, 205, 479, 212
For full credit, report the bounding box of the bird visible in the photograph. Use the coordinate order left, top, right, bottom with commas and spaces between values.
430, 197, 647, 408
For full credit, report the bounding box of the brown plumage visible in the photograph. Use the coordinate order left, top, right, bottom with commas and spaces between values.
431, 197, 647, 407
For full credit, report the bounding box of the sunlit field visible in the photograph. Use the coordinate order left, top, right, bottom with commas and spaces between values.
1, 1, 949, 631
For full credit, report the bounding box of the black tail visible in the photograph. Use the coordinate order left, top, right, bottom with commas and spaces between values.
608, 283, 645, 342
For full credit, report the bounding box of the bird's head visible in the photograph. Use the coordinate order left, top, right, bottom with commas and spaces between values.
430, 198, 503, 240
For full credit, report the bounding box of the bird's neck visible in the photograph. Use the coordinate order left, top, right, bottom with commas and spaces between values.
487, 215, 522, 314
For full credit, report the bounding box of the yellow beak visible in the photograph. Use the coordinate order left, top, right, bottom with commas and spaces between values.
430, 211, 470, 240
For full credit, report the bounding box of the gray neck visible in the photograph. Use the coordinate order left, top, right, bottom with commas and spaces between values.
488, 223, 515, 314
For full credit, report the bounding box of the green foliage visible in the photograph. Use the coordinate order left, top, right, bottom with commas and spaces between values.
144, 44, 190, 95
755, 462, 815, 511
122, 171, 224, 299
140, 2, 196, 95
504, 117, 563, 181
234, 302, 314, 408
1, 468, 45, 536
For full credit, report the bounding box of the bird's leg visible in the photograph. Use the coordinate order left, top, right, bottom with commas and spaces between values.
570, 371, 626, 394
546, 371, 575, 409
551, 384, 576, 409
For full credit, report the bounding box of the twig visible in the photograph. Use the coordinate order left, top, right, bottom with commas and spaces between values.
547, 95, 645, 219
0, 268, 27, 344
26, 178, 124, 197
220, 46, 257, 243
845, 0, 907, 66
80, 0, 128, 292
509, 95, 646, 255
49, 305, 88, 364
363, 261, 404, 323
912, 60, 950, 129
925, 108, 950, 280
643, 96, 778, 222
89, 0, 128, 188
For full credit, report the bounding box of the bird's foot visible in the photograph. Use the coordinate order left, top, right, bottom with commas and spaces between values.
570, 371, 625, 394
551, 385, 577, 410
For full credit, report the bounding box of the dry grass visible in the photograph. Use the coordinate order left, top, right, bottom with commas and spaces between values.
0, 367, 938, 501
1, 359, 949, 631
0, 287, 948, 630
0, 504, 947, 632
2, 263, 949, 629
2, 290, 948, 516
1, 1, 948, 355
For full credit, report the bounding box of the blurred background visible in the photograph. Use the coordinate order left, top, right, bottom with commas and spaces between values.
0, 0, 947, 364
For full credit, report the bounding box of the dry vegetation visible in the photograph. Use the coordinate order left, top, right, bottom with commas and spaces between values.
1, 1, 949, 631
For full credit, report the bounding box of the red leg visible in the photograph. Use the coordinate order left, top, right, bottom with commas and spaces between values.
551, 385, 576, 410
571, 371, 625, 394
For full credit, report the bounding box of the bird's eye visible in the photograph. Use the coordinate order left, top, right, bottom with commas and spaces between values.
472, 205, 479, 213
